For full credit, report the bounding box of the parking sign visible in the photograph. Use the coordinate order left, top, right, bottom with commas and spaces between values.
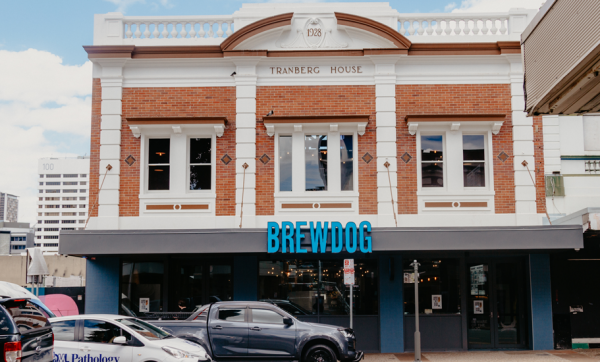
344, 259, 355, 285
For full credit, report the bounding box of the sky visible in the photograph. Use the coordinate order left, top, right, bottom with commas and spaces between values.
0, 0, 545, 225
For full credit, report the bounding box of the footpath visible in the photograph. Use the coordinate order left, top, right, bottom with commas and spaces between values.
364, 350, 600, 361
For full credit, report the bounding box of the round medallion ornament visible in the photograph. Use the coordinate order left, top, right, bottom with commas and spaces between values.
303, 18, 325, 48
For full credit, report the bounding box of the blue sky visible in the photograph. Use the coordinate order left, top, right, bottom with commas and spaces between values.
0, 0, 543, 224
0, 0, 459, 66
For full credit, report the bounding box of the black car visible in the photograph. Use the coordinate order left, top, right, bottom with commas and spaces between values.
0, 298, 54, 362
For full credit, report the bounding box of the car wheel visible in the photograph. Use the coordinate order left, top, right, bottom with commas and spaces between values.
303, 344, 337, 362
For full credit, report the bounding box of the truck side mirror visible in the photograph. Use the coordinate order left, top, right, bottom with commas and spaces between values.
283, 317, 293, 326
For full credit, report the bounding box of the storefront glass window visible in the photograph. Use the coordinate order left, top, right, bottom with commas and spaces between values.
258, 259, 378, 316
403, 258, 461, 315
120, 261, 164, 317
168, 260, 233, 312
305, 135, 328, 191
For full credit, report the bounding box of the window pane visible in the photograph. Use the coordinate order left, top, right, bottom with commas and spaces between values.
149, 166, 170, 190
149, 139, 170, 164
305, 135, 328, 191
403, 258, 461, 315
51, 320, 76, 341
252, 309, 284, 324
84, 320, 121, 343
190, 138, 211, 164
464, 162, 485, 187
279, 136, 292, 192
463, 135, 485, 160
120, 261, 164, 317
190, 165, 211, 190
340, 135, 353, 191
6, 302, 49, 333
421, 135, 443, 161
258, 260, 378, 316
209, 265, 233, 303
422, 163, 443, 187
218, 309, 245, 322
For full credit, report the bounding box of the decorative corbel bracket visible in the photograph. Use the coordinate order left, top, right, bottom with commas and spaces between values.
408, 123, 418, 136
130, 126, 141, 139
492, 121, 504, 135
172, 126, 182, 134
266, 124, 275, 137
357, 123, 367, 136
214, 124, 225, 137
450, 122, 460, 131
294, 124, 303, 133
330, 124, 339, 132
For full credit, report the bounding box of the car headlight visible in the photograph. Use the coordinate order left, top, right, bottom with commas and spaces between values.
338, 328, 354, 338
162, 346, 192, 359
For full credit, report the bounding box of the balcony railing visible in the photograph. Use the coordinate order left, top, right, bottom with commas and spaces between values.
92, 9, 536, 46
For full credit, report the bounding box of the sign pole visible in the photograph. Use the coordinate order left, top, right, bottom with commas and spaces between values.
411, 260, 422, 362
350, 284, 353, 329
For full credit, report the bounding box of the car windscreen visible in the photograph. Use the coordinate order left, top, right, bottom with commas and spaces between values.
0, 305, 17, 335
2, 300, 50, 334
29, 299, 56, 319
116, 318, 171, 340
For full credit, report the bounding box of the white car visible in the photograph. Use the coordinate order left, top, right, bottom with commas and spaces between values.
49, 315, 210, 362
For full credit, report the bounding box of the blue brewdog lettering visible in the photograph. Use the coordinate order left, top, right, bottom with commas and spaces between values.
267, 221, 372, 253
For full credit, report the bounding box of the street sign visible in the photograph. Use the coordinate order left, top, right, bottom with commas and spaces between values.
344, 259, 354, 285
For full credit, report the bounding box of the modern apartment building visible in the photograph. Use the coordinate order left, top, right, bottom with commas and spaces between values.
36, 157, 90, 253
60, 3, 584, 352
0, 192, 18, 222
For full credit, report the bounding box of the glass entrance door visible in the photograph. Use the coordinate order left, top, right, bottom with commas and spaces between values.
467, 259, 527, 349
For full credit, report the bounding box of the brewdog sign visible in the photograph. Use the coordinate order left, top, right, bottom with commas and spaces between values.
267, 221, 372, 254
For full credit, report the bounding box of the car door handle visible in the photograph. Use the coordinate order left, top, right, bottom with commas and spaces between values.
251, 327, 261, 331
80, 346, 91, 352
213, 325, 222, 330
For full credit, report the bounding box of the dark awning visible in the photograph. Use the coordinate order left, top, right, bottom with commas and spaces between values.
59, 225, 583, 256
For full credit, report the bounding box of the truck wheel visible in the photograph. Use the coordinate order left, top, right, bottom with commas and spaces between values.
302, 344, 337, 362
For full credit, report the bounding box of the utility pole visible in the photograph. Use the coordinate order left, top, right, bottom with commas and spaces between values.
411, 260, 422, 362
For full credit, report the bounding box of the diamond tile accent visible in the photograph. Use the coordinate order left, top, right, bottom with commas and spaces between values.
125, 155, 136, 166
259, 154, 271, 165
498, 151, 509, 162
401, 152, 412, 164
362, 152, 373, 164
221, 154, 232, 165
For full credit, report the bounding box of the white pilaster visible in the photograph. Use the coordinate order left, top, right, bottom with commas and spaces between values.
371, 57, 399, 227
97, 59, 127, 229
508, 55, 537, 223
234, 60, 261, 228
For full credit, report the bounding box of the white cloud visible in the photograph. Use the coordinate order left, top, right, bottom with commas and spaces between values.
451, 0, 545, 12
444, 2, 457, 11
104, 0, 146, 13
0, 49, 92, 225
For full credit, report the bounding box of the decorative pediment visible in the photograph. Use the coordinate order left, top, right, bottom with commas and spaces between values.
222, 12, 410, 52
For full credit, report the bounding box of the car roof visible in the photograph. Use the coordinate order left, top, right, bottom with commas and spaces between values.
50, 314, 134, 322
213, 301, 276, 307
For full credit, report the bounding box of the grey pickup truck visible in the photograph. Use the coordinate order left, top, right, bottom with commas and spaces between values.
149, 301, 363, 362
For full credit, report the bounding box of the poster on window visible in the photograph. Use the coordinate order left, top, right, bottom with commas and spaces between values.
474, 300, 484, 314
139, 298, 149, 313
432, 295, 442, 309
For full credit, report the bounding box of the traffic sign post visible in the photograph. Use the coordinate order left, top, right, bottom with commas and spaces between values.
344, 259, 355, 329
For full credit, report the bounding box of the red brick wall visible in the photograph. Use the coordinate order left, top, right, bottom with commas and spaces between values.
119, 87, 236, 216
534, 116, 546, 214
255, 86, 377, 215
396, 84, 515, 214
89, 79, 101, 218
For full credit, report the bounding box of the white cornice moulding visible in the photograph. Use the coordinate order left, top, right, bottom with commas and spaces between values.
330, 124, 339, 132
451, 122, 460, 131
172, 126, 182, 134
130, 126, 141, 138
492, 122, 504, 135
294, 125, 303, 133
358, 123, 367, 136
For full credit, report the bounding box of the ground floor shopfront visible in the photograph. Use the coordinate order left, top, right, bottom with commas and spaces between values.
61, 225, 581, 353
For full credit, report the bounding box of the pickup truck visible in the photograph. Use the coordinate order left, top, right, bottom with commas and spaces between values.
149, 301, 363, 362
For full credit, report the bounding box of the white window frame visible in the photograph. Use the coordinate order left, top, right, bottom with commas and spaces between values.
417, 133, 447, 191
271, 122, 361, 214
461, 133, 489, 189
145, 136, 172, 193
186, 135, 217, 193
